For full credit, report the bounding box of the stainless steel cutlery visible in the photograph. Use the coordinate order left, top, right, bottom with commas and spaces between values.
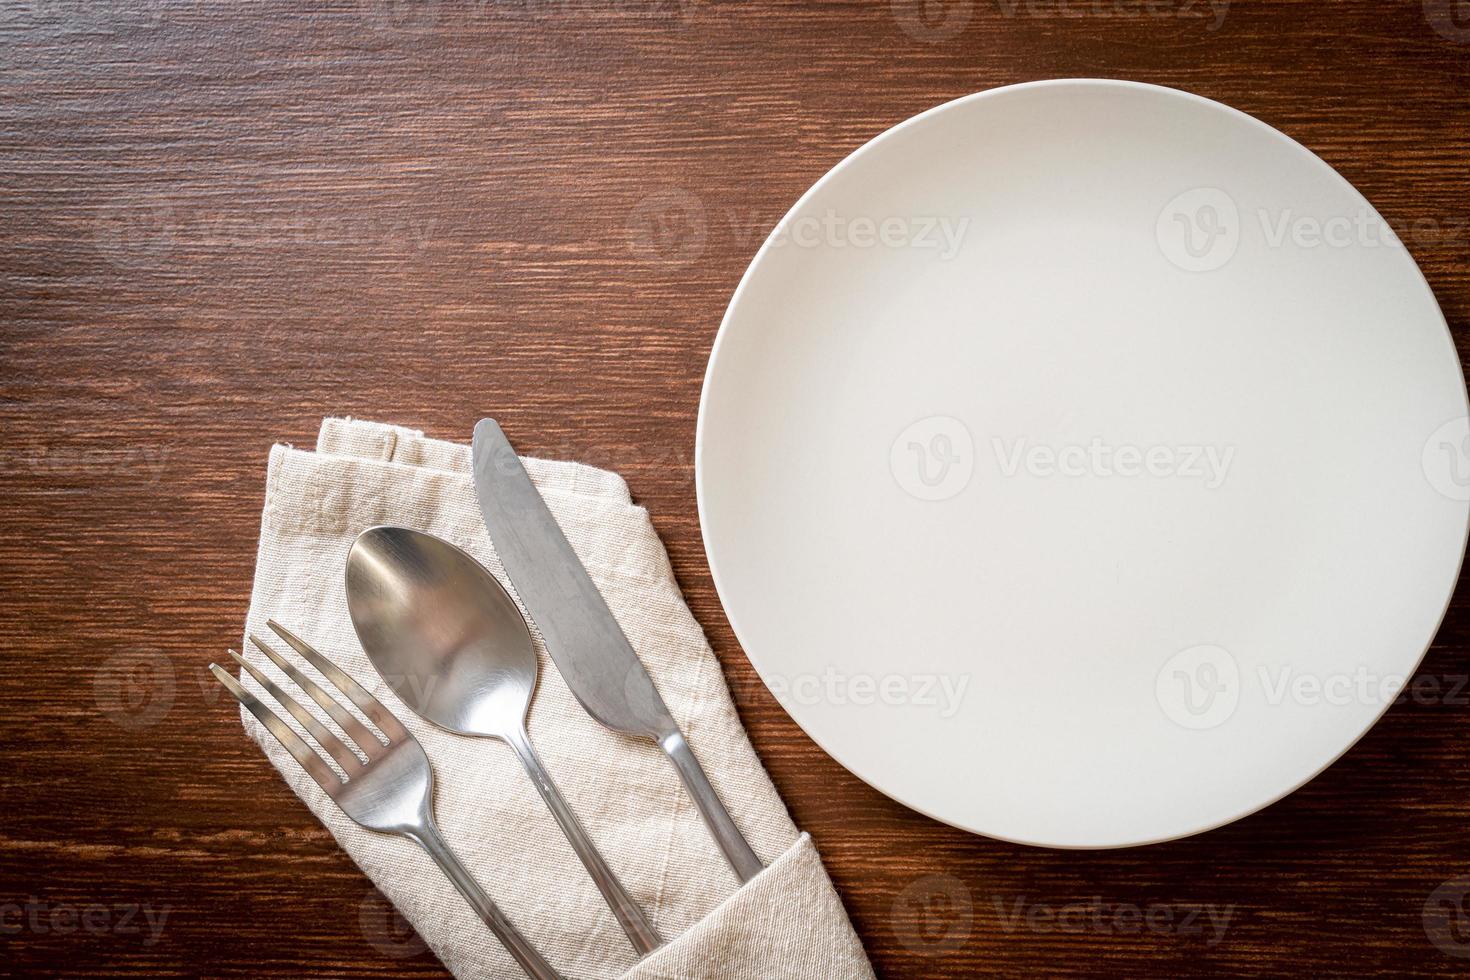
471, 418, 763, 883
214, 420, 761, 971
343, 525, 661, 955
212, 622, 563, 980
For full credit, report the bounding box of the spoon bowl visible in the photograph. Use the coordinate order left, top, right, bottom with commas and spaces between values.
346, 526, 534, 738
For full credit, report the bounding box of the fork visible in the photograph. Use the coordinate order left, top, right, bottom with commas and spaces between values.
210, 620, 564, 980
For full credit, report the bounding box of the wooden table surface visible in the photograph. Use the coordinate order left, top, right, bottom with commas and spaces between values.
5, 1, 1470, 976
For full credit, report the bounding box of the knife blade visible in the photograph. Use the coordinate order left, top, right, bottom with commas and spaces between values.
471, 418, 764, 883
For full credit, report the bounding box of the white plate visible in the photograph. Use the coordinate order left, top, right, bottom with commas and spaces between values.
696, 79, 1469, 848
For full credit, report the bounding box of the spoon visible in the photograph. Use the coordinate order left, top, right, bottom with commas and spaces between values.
345, 525, 661, 956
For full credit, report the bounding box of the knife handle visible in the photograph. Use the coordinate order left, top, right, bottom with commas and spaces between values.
658, 728, 764, 884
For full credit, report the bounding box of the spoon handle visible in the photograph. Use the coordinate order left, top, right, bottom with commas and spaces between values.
506, 726, 662, 956
409, 817, 564, 980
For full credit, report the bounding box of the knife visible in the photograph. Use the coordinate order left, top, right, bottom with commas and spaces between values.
471, 418, 764, 884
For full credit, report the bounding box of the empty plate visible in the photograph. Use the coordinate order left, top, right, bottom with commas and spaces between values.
696, 79, 1468, 847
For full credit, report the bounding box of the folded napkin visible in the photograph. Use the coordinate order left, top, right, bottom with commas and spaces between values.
235, 418, 875, 980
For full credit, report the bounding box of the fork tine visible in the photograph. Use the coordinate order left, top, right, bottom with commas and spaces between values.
248, 634, 387, 758
228, 651, 364, 776
211, 664, 341, 792
266, 620, 410, 741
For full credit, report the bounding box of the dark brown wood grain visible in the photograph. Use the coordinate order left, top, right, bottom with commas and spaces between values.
3, 1, 1470, 976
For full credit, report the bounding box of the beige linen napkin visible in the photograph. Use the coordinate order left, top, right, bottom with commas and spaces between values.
235, 418, 874, 980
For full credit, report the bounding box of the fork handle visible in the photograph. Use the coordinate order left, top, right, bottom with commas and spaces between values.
411, 819, 564, 980
506, 725, 662, 956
